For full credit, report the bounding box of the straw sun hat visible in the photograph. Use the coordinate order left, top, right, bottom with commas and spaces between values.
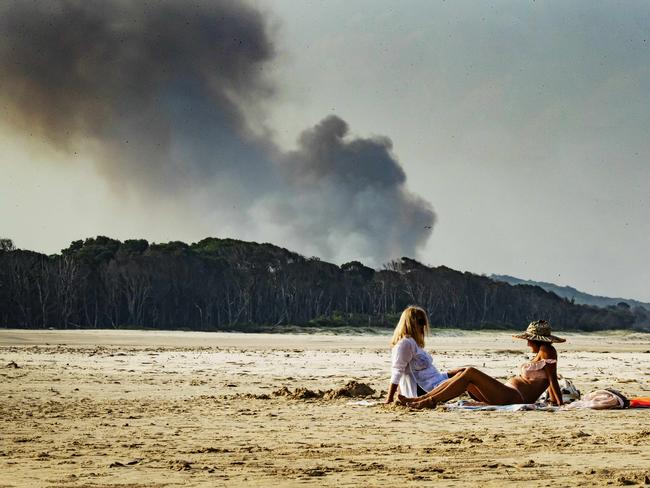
512, 320, 566, 343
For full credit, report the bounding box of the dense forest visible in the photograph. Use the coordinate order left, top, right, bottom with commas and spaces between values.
0, 236, 646, 331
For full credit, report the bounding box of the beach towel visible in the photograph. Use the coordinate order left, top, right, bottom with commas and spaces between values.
442, 400, 558, 412
629, 397, 650, 408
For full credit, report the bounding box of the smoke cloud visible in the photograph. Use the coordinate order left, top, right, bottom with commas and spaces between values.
0, 0, 434, 265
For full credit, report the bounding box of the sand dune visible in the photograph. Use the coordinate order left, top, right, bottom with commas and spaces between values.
1, 329, 649, 487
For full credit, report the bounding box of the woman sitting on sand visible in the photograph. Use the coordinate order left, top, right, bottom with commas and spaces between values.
385, 306, 465, 403
398, 320, 565, 408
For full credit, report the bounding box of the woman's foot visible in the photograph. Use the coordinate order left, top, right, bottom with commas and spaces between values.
409, 399, 437, 409
397, 394, 417, 404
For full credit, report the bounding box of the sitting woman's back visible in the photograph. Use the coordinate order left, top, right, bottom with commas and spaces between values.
391, 336, 448, 397
385, 306, 454, 403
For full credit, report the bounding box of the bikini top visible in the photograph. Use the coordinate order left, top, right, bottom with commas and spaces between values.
520, 359, 556, 381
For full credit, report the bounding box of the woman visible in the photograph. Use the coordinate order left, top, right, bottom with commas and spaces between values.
385, 306, 464, 404
398, 320, 565, 408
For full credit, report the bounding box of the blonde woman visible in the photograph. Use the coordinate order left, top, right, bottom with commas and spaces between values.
385, 306, 463, 403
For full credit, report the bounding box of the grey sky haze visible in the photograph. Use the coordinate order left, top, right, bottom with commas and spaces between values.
1, 0, 649, 301
260, 0, 650, 301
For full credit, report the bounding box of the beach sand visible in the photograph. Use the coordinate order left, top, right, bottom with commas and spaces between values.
1, 329, 649, 487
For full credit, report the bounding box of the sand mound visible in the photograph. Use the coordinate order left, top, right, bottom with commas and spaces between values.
323, 381, 375, 400
272, 386, 322, 400
271, 381, 375, 401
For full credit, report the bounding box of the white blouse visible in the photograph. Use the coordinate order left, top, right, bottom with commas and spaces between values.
390, 337, 448, 398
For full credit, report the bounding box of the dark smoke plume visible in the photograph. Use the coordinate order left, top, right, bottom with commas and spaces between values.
0, 0, 434, 264
278, 116, 434, 262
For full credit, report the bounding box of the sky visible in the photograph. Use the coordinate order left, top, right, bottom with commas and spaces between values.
1, 0, 649, 301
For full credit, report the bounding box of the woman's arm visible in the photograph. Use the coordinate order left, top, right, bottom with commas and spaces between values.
544, 361, 563, 406
386, 383, 399, 404
538, 344, 562, 405
386, 338, 416, 403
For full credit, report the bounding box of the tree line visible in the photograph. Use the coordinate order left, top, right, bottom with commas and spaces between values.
0, 236, 644, 331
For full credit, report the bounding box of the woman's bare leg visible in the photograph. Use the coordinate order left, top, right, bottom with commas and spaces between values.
396, 368, 469, 404
397, 378, 454, 404
467, 384, 487, 402
410, 367, 521, 408
398, 375, 460, 404
397, 381, 447, 404
397, 368, 489, 405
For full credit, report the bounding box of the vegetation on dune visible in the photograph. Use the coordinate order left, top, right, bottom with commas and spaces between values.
0, 237, 644, 332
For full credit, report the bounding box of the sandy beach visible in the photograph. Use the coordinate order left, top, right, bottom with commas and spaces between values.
1, 329, 649, 487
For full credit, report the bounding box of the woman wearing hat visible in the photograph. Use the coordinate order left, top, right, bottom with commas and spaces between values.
385, 306, 465, 404
398, 320, 565, 408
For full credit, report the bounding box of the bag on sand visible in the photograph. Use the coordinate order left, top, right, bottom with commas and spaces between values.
562, 388, 629, 410
539, 376, 581, 404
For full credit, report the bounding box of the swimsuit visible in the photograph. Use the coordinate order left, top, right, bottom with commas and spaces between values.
504, 382, 526, 403
520, 359, 556, 380
506, 359, 557, 403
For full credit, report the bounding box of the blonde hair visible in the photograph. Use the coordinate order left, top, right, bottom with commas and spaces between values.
390, 306, 429, 348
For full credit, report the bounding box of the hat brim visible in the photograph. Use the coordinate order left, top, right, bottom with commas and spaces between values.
512, 332, 566, 343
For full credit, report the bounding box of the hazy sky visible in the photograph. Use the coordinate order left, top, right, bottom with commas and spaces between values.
1, 0, 649, 301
